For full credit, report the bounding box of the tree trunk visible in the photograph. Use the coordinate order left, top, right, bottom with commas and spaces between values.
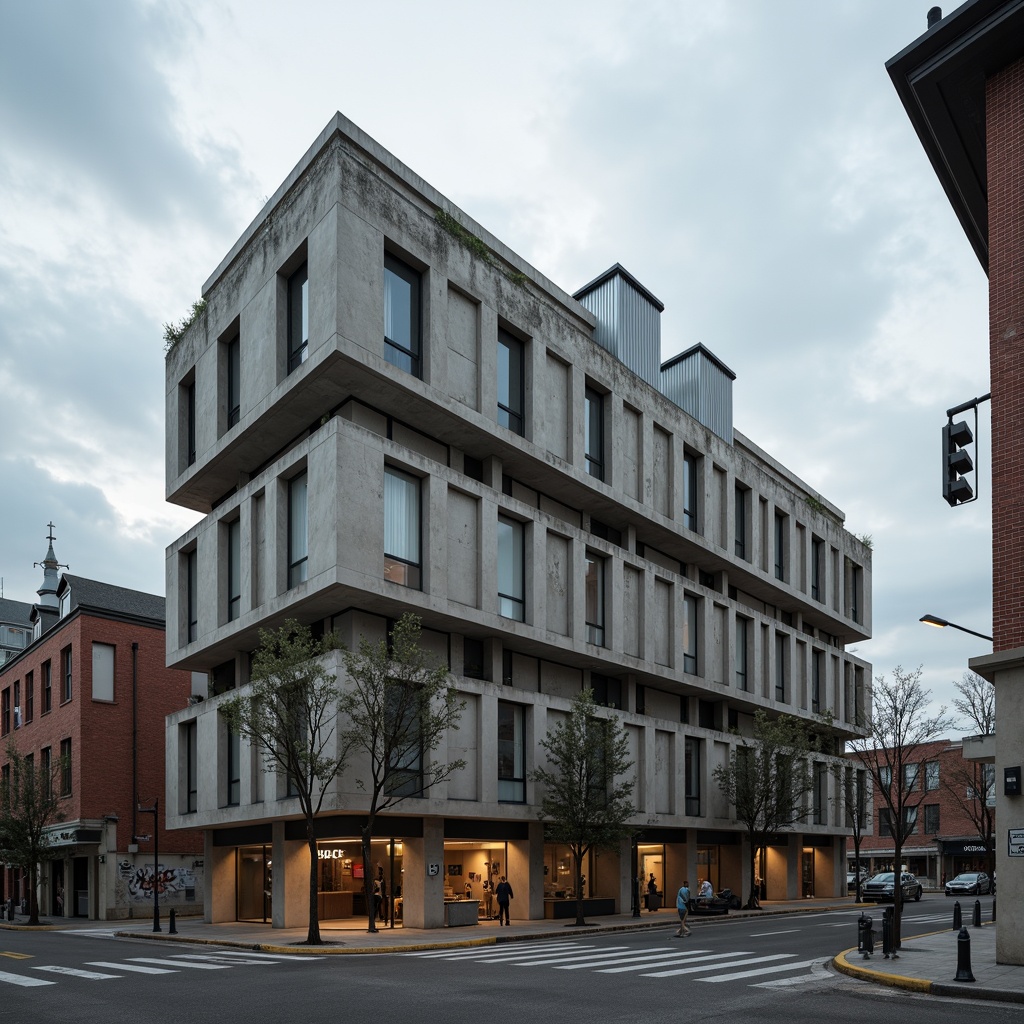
306, 821, 321, 945
361, 827, 378, 933
892, 838, 903, 950
28, 861, 39, 927
573, 847, 586, 927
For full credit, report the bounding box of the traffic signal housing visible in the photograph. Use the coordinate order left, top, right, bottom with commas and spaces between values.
942, 418, 974, 506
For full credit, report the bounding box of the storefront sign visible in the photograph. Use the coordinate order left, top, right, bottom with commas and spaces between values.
1008, 828, 1024, 857
317, 848, 347, 860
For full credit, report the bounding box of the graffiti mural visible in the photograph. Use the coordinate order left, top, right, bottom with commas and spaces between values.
119, 862, 196, 904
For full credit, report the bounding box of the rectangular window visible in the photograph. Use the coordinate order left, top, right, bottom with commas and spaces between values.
924, 803, 940, 834
184, 721, 197, 813
497, 702, 525, 803
811, 538, 823, 602
850, 563, 863, 623
227, 723, 241, 807
42, 661, 51, 714
60, 737, 72, 796
585, 553, 605, 646
463, 638, 487, 680
497, 329, 524, 435
185, 380, 196, 467
497, 516, 525, 621
813, 763, 827, 824
227, 518, 241, 622
683, 452, 698, 531
734, 485, 748, 560
879, 765, 892, 788
91, 642, 115, 702
12, 681, 19, 729
682, 595, 698, 674
735, 617, 749, 691
226, 333, 241, 428
775, 634, 787, 703
925, 761, 939, 791
684, 737, 701, 816
904, 763, 919, 791
1, 689, 8, 736
24, 671, 33, 724
774, 511, 786, 581
287, 262, 309, 373
584, 387, 605, 480
811, 650, 823, 713
904, 807, 918, 834
61, 646, 73, 703
591, 673, 622, 710
384, 467, 422, 589
186, 549, 198, 643
288, 471, 308, 588
384, 254, 421, 377
878, 808, 892, 837
40, 746, 51, 796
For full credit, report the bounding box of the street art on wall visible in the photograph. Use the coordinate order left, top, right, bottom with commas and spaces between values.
118, 861, 196, 904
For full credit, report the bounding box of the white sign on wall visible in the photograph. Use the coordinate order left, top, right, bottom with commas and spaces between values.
428, 863, 440, 876
1008, 828, 1024, 857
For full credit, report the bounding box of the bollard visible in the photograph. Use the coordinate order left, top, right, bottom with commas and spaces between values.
169, 908, 177, 934
882, 906, 893, 958
954, 926, 976, 982
857, 913, 874, 958
973, 899, 981, 927
993, 896, 997, 922
953, 900, 962, 930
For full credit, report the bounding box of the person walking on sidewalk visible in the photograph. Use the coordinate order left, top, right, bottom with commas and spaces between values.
674, 880, 692, 937
495, 876, 514, 925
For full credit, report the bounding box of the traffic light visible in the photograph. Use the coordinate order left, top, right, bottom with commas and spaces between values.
942, 418, 974, 506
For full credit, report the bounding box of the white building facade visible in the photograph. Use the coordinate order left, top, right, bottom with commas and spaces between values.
164, 113, 872, 930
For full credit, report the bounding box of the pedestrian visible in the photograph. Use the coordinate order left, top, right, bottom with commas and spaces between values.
674, 880, 692, 937
495, 875, 514, 926
374, 865, 388, 923
698, 878, 713, 900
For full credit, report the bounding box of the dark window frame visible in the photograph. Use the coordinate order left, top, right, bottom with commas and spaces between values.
497, 329, 525, 435
60, 737, 72, 796
383, 466, 422, 590
497, 515, 525, 621
585, 552, 606, 646
61, 646, 73, 704
497, 701, 526, 803
226, 332, 241, 428
288, 471, 309, 589
287, 262, 309, 373
384, 253, 422, 378
227, 518, 241, 622
584, 386, 605, 480
683, 452, 698, 531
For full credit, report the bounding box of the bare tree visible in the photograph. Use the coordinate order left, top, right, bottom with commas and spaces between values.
849, 666, 954, 945
338, 613, 465, 933
841, 764, 871, 901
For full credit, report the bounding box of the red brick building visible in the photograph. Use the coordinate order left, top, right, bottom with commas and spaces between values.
849, 739, 995, 888
0, 536, 203, 920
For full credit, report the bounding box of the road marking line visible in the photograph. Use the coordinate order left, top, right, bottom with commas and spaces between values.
554, 949, 705, 970
87, 961, 177, 975
749, 929, 799, 936
171, 954, 280, 966
490, 946, 633, 966
699, 958, 822, 982
753, 973, 836, 989
407, 943, 588, 960
127, 958, 231, 970
0, 970, 55, 987
204, 951, 323, 961
0, 952, 32, 959
34, 965, 121, 980
642, 953, 792, 978
603, 952, 754, 975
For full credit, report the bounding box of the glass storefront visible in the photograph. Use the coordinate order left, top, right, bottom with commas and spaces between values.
317, 838, 403, 925
237, 845, 271, 922
441, 840, 507, 920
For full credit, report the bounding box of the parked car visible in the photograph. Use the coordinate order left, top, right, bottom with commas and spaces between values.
847, 870, 869, 891
862, 871, 923, 902
945, 872, 990, 896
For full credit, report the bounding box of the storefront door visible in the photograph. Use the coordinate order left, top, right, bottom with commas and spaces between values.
237, 846, 271, 922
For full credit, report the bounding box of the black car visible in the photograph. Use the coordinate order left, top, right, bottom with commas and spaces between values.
945, 872, 990, 896
862, 871, 923, 902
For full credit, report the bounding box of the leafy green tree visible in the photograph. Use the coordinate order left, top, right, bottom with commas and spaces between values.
220, 620, 346, 945
713, 710, 816, 909
0, 742, 67, 925
531, 689, 635, 927
338, 613, 465, 933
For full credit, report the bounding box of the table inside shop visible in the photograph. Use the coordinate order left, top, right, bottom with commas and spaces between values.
443, 899, 480, 927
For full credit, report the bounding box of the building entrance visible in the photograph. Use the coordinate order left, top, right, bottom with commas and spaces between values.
237, 845, 271, 922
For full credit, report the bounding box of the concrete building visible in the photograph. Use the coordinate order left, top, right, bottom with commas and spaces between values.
888, 0, 1024, 963
0, 596, 32, 668
0, 531, 204, 920
163, 112, 873, 930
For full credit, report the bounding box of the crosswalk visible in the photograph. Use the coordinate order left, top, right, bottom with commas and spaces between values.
401, 940, 836, 989
0, 950, 322, 988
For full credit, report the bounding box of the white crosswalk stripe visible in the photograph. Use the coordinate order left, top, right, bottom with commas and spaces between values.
86, 961, 177, 974
0, 970, 54, 987
698, 957, 823, 982
34, 965, 121, 980
125, 957, 232, 970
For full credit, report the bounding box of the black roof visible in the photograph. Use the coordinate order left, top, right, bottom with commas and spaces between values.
0, 597, 33, 627
57, 575, 165, 624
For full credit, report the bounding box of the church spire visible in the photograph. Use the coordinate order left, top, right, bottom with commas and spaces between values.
34, 522, 68, 609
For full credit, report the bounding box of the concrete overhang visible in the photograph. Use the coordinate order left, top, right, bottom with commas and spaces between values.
962, 732, 996, 762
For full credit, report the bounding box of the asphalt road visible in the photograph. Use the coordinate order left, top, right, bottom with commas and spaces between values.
0, 897, 1009, 1024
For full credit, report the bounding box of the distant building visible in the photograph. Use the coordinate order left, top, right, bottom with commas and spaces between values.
0, 597, 32, 667
0, 531, 203, 920
163, 112, 873, 931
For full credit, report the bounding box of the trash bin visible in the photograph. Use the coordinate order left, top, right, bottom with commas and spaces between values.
648, 892, 662, 911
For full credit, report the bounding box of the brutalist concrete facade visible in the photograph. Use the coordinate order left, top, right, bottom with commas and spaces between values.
163, 112, 872, 930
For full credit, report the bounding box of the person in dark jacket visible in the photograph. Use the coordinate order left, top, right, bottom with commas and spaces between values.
495, 875, 514, 925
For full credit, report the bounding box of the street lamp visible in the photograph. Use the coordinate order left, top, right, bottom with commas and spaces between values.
136, 798, 160, 932
919, 614, 993, 642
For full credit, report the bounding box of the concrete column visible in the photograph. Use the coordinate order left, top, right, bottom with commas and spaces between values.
404, 817, 445, 929
207, 833, 234, 924
787, 834, 801, 900
507, 834, 534, 922
271, 821, 309, 930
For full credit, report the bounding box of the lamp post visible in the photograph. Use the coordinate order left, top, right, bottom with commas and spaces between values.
919, 614, 993, 642
136, 798, 160, 932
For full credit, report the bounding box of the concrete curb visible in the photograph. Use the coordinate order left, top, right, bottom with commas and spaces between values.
832, 946, 933, 994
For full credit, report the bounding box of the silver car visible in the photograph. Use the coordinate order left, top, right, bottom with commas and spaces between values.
862, 871, 923, 902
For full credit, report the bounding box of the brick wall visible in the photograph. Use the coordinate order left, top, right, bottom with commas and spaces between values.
987, 57, 1024, 651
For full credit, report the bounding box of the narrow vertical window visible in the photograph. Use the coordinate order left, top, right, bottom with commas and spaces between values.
682, 594, 698, 675
497, 516, 525, 621
775, 634, 787, 703
227, 519, 241, 621
40, 746, 51, 796
12, 681, 19, 729
584, 387, 605, 480
734, 485, 748, 560
24, 671, 33, 724
186, 549, 199, 643
60, 737, 72, 796
288, 471, 308, 588
384, 254, 422, 377
287, 263, 309, 373
42, 661, 52, 714
227, 723, 241, 806
735, 617, 749, 691
811, 649, 823, 713
1, 689, 9, 736
813, 764, 827, 824
184, 721, 198, 812
774, 512, 786, 581
683, 452, 698, 531
811, 538, 823, 601
684, 737, 701, 816
384, 467, 422, 589
61, 646, 73, 703
91, 643, 115, 701
497, 702, 525, 803
850, 563, 863, 623
227, 334, 241, 427
585, 553, 605, 646
185, 380, 197, 467
497, 329, 524, 435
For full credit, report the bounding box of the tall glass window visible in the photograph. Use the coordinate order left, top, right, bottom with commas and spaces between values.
287, 263, 309, 373
227, 334, 241, 428
584, 387, 604, 480
60, 737, 72, 796
384, 467, 422, 588
61, 646, 73, 703
497, 329, 524, 435
684, 737, 701, 816
497, 702, 525, 803
734, 485, 748, 560
497, 516, 525, 621
683, 452, 698, 531
288, 472, 308, 588
227, 724, 241, 806
812, 649, 823, 713
186, 549, 198, 643
774, 512, 786, 581
683, 595, 698, 675
384, 254, 421, 376
585, 553, 605, 646
735, 617, 749, 691
183, 721, 197, 812
227, 519, 241, 621
775, 634, 787, 702
811, 538, 823, 601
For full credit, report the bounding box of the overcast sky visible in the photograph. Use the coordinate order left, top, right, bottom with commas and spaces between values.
0, 0, 992, 729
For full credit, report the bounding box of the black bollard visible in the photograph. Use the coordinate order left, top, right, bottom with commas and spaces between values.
953, 900, 962, 930
954, 926, 975, 982
992, 896, 996, 922
858, 913, 874, 958
169, 908, 177, 934
882, 906, 893, 958
973, 899, 981, 927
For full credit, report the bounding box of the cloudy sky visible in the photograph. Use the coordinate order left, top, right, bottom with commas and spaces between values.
0, 0, 992, 727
